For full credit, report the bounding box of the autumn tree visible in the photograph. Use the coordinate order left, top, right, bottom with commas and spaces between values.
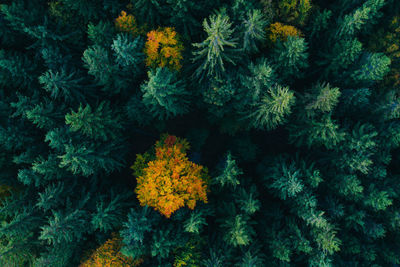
267, 22, 302, 44
80, 233, 143, 267
133, 135, 208, 218
144, 27, 184, 71
115, 11, 140, 37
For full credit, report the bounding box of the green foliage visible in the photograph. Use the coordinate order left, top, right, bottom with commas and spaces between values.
39, 69, 85, 102
215, 152, 243, 188
58, 142, 125, 176
39, 209, 88, 245
247, 85, 295, 130
289, 115, 346, 149
304, 83, 341, 115
91, 192, 131, 232
272, 36, 309, 81
112, 34, 144, 72
141, 67, 190, 119
65, 101, 123, 141
222, 214, 255, 247
192, 13, 239, 81
184, 210, 207, 234
120, 206, 155, 259
241, 9, 268, 53
1, 0, 400, 266
351, 52, 391, 85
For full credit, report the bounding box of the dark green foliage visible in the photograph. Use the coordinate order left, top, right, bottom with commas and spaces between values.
141, 67, 190, 119
65, 101, 123, 141
59, 142, 125, 176
222, 214, 255, 247
271, 36, 309, 81
39, 209, 88, 245
112, 34, 144, 73
1, 0, 400, 266
215, 152, 243, 188
38, 69, 86, 102
91, 192, 131, 232
246, 85, 295, 130
241, 10, 268, 53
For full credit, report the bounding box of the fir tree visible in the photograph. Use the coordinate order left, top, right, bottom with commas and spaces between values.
247, 85, 296, 130
141, 67, 190, 119
271, 36, 309, 81
192, 13, 239, 81
65, 101, 123, 141
215, 152, 243, 188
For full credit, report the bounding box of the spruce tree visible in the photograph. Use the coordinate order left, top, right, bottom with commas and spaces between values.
141, 67, 190, 119
192, 13, 239, 81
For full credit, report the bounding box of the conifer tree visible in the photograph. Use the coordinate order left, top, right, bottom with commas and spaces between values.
192, 13, 239, 81
215, 152, 243, 188
141, 67, 190, 119
271, 36, 309, 81
247, 85, 296, 130
241, 10, 268, 53
38, 68, 86, 103
65, 101, 123, 141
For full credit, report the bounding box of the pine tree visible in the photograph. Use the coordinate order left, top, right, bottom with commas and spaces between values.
184, 210, 208, 234
303, 83, 341, 115
120, 206, 156, 259
336, 0, 386, 38
91, 192, 131, 233
112, 33, 144, 74
288, 115, 346, 149
59, 142, 125, 177
240, 58, 276, 103
351, 52, 391, 86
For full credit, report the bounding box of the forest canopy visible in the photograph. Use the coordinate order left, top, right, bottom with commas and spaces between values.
1, 0, 400, 266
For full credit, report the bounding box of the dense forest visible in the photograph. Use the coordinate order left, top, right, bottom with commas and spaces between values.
1, 0, 400, 266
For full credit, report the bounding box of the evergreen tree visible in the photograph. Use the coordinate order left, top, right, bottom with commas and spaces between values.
38, 68, 86, 103
271, 36, 309, 81
141, 67, 190, 119
65, 101, 123, 141
247, 85, 295, 130
241, 9, 268, 53
215, 152, 243, 188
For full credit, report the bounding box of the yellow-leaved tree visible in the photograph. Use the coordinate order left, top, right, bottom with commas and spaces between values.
115, 10, 140, 37
267, 22, 302, 43
133, 134, 208, 218
144, 27, 184, 71
80, 233, 143, 267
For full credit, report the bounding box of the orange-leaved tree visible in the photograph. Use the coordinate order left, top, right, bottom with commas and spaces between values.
267, 22, 302, 43
144, 27, 184, 71
80, 233, 143, 267
115, 11, 140, 37
133, 134, 208, 218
